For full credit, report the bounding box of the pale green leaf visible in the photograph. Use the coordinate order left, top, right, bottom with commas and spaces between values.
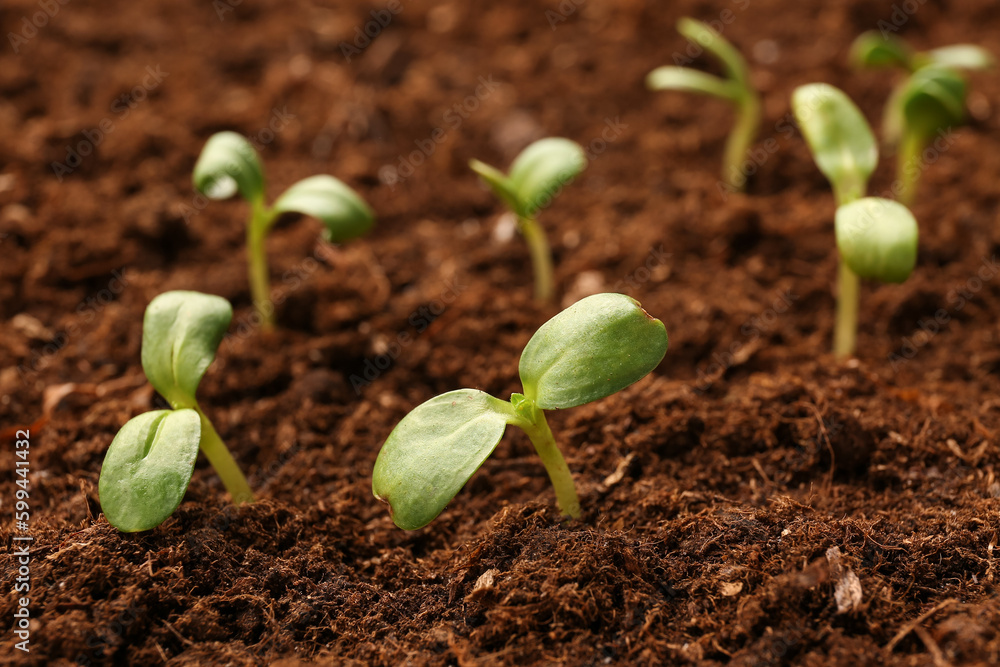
921, 45, 994, 71
272, 175, 374, 243
836, 197, 918, 284
849, 31, 913, 70
646, 66, 739, 101
792, 83, 878, 204
372, 389, 515, 530
519, 293, 668, 410
141, 291, 232, 409
469, 158, 520, 213
193, 132, 265, 203
507, 138, 587, 218
99, 409, 201, 532
676, 17, 751, 89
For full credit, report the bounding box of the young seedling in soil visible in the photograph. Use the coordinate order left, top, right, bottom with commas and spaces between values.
372, 293, 667, 530
850, 32, 993, 204
99, 291, 253, 532
469, 137, 587, 302
792, 83, 918, 359
193, 131, 374, 329
646, 17, 760, 192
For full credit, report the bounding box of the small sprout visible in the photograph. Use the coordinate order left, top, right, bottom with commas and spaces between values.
470, 138, 587, 302
792, 84, 919, 359
372, 293, 667, 529
99, 291, 253, 532
646, 17, 760, 192
193, 132, 374, 330
850, 31, 993, 204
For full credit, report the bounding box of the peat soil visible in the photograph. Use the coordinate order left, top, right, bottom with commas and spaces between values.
1, 0, 999, 664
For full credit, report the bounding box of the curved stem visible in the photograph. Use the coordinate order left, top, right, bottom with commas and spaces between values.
833, 260, 860, 359
895, 129, 924, 207
722, 91, 761, 192
247, 200, 276, 331
516, 407, 580, 519
517, 216, 554, 303
194, 405, 254, 504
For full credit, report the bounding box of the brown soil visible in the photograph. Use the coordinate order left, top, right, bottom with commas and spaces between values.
2, 0, 999, 664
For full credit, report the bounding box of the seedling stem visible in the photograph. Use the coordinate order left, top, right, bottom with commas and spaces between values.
194, 405, 254, 504
510, 394, 580, 519
518, 216, 554, 302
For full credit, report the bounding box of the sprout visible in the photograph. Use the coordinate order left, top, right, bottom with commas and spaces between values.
193, 132, 374, 330
99, 291, 252, 532
646, 17, 760, 192
470, 138, 586, 303
792, 83, 919, 358
372, 293, 667, 530
850, 31, 993, 204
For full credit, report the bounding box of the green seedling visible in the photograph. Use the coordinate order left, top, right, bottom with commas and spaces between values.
372, 293, 667, 530
99, 291, 252, 532
646, 17, 760, 192
193, 131, 374, 330
470, 137, 587, 302
850, 32, 992, 204
792, 83, 918, 359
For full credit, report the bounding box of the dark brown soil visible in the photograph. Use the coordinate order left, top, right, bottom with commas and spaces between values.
2, 0, 999, 664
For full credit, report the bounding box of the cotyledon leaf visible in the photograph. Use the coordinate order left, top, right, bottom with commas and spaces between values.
271, 175, 375, 243
836, 197, 918, 284
141, 291, 232, 409
372, 389, 516, 530
99, 409, 201, 533
507, 138, 587, 218
519, 293, 668, 410
192, 131, 265, 203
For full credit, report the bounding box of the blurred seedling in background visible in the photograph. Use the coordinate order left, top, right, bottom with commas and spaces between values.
646, 17, 760, 192
850, 32, 993, 204
194, 131, 374, 330
792, 83, 918, 359
99, 291, 252, 532
470, 137, 587, 303
372, 293, 667, 530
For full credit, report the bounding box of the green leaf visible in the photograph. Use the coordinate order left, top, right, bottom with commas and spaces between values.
836, 197, 918, 284
141, 291, 232, 409
900, 66, 967, 140
645, 66, 740, 101
920, 45, 994, 71
372, 389, 515, 530
676, 17, 751, 90
272, 175, 375, 243
791, 83, 878, 204
507, 138, 587, 218
469, 158, 520, 213
99, 409, 201, 532
193, 132, 265, 203
849, 31, 913, 70
519, 293, 668, 410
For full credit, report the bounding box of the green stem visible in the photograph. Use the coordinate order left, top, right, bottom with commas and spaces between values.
247, 200, 276, 331
518, 407, 580, 519
194, 405, 254, 504
722, 91, 761, 192
517, 216, 554, 303
833, 260, 860, 359
896, 129, 924, 207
